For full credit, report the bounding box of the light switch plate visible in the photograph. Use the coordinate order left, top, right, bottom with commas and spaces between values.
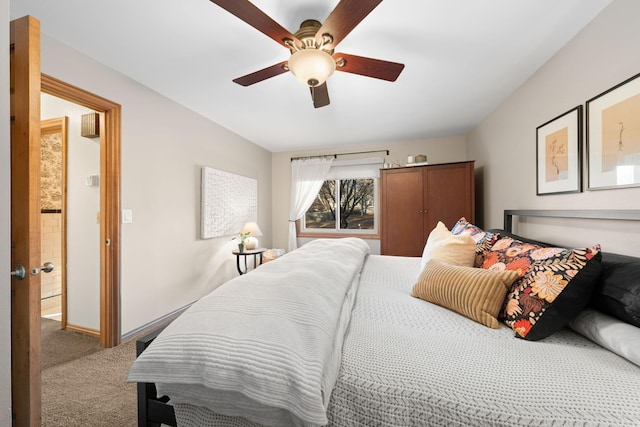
122, 209, 133, 224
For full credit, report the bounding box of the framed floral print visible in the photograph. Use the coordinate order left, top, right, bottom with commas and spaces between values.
536, 106, 582, 195
587, 72, 640, 190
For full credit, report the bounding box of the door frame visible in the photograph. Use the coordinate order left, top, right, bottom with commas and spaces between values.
41, 74, 121, 348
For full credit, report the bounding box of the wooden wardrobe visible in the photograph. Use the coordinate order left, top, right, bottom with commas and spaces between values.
380, 161, 475, 256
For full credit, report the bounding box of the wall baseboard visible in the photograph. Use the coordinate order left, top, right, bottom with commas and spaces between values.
121, 302, 194, 343
66, 322, 100, 338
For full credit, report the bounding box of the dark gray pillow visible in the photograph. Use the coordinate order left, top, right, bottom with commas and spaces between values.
592, 252, 640, 328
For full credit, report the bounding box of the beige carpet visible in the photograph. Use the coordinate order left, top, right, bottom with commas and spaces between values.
41, 318, 140, 427
41, 318, 103, 370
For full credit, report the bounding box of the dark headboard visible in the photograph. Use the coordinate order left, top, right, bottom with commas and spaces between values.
503, 210, 640, 233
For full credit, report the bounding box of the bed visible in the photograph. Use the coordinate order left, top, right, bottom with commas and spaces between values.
129, 210, 640, 426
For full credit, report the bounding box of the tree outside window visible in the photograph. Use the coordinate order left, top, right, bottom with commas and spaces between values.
304, 178, 376, 231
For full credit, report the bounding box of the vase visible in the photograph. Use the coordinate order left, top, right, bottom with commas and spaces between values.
238, 243, 245, 253
245, 236, 258, 250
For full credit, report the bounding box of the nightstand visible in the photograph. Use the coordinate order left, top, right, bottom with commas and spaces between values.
232, 248, 266, 275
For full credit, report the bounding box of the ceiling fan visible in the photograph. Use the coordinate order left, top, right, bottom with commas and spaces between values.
209, 0, 405, 108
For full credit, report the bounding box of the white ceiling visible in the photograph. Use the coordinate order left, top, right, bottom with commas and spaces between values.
11, 0, 611, 152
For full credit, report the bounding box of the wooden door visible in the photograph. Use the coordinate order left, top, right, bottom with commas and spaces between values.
423, 161, 475, 240
380, 167, 424, 256
10, 15, 42, 427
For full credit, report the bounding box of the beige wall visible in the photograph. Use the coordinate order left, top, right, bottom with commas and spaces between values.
271, 136, 469, 252
1, 0, 11, 422
39, 35, 273, 336
468, 0, 640, 256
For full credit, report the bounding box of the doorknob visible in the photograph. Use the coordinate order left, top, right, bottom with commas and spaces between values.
30, 262, 55, 276
10, 264, 26, 280
41, 262, 55, 273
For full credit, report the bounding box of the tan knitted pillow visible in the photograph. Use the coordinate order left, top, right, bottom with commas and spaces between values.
412, 260, 520, 328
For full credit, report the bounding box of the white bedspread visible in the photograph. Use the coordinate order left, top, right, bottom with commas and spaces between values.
327, 255, 640, 426
168, 254, 640, 427
128, 237, 370, 426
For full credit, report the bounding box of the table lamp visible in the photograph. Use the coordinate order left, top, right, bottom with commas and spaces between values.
241, 222, 263, 250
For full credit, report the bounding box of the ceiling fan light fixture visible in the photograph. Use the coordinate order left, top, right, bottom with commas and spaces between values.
288, 49, 336, 87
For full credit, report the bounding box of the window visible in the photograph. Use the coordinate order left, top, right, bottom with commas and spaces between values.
300, 158, 381, 236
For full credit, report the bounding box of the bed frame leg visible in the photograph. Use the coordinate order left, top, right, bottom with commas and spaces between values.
137, 381, 158, 427
136, 329, 177, 427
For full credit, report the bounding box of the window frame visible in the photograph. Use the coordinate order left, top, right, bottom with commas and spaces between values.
297, 177, 380, 239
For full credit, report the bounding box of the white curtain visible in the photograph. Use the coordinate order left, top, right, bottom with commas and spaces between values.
288, 157, 333, 251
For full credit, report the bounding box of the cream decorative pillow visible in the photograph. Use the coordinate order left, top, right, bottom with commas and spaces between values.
412, 260, 520, 328
420, 221, 476, 270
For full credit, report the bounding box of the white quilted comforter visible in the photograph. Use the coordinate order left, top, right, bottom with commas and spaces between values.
133, 247, 640, 426
128, 237, 370, 426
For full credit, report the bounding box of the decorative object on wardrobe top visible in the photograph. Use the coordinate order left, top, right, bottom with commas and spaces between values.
405, 154, 428, 167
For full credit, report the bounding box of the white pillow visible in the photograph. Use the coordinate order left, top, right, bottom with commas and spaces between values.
420, 221, 476, 271
569, 308, 640, 367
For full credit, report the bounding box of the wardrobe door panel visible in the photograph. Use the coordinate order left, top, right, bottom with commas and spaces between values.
381, 168, 424, 256
423, 162, 474, 242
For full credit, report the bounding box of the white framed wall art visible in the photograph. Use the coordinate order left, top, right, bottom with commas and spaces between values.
201, 166, 257, 239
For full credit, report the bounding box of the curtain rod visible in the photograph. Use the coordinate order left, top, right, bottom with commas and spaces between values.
290, 149, 389, 162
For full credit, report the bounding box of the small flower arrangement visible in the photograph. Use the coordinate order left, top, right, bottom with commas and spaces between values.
231, 231, 251, 252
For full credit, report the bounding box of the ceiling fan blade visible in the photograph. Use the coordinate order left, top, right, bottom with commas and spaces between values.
334, 53, 404, 81
232, 61, 289, 86
310, 83, 330, 108
316, 0, 383, 48
209, 0, 299, 48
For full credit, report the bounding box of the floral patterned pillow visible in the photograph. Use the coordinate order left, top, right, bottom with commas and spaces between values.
451, 217, 500, 267
483, 237, 602, 341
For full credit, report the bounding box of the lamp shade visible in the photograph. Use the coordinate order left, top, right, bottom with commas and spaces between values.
288, 49, 336, 87
240, 222, 263, 237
